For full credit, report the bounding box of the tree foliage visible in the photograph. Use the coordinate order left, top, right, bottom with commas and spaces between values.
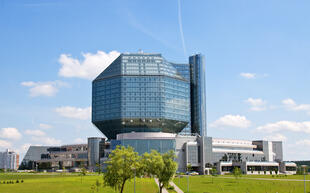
103, 146, 143, 193
233, 167, 242, 181
210, 167, 218, 183
186, 164, 193, 173
142, 150, 177, 193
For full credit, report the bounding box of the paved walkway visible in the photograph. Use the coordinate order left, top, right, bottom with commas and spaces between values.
154, 178, 168, 193
169, 181, 184, 193
218, 176, 310, 182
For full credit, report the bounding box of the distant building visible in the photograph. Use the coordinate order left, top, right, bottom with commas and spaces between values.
110, 133, 292, 174
0, 149, 19, 170
88, 137, 105, 170
20, 144, 88, 170
19, 146, 50, 170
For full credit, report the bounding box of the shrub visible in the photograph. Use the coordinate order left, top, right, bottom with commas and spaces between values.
167, 185, 175, 190
16, 180, 19, 183
21, 180, 24, 183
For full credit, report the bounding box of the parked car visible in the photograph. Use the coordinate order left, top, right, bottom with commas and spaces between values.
190, 171, 199, 175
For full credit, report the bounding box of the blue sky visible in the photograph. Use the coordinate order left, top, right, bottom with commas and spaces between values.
0, 0, 309, 161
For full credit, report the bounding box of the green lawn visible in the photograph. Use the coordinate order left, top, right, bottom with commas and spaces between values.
173, 175, 310, 193
0, 173, 158, 193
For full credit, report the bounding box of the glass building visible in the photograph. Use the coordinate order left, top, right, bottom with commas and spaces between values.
87, 137, 105, 168
92, 53, 191, 139
189, 54, 207, 136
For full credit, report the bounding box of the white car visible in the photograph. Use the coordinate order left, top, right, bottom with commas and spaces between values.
190, 172, 199, 175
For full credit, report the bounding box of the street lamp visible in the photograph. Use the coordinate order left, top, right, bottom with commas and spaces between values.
187, 174, 189, 193
301, 165, 307, 193
132, 167, 136, 193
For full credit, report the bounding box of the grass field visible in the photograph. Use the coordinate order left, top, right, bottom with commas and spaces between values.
1, 173, 309, 193
0, 173, 158, 193
173, 175, 310, 193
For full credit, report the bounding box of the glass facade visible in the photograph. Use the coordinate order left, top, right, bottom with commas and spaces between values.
172, 63, 191, 134
189, 54, 207, 136
88, 137, 104, 167
111, 139, 176, 155
92, 53, 190, 139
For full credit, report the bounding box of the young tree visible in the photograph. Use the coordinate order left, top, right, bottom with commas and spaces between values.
233, 167, 242, 182
104, 146, 143, 193
210, 168, 218, 184
275, 168, 278, 175
142, 150, 177, 193
80, 167, 87, 183
95, 162, 101, 175
186, 163, 193, 173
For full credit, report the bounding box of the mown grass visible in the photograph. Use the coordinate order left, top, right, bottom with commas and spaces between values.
173, 175, 310, 193
0, 173, 158, 193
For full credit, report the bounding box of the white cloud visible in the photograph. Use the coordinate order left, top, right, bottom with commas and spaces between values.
58, 50, 120, 80
0, 127, 22, 140
210, 115, 251, 129
0, 139, 12, 149
24, 128, 61, 146
15, 143, 32, 154
39, 123, 52, 130
263, 133, 287, 141
25, 129, 46, 137
55, 106, 91, 120
245, 98, 267, 111
256, 121, 310, 134
282, 98, 310, 115
296, 139, 310, 146
21, 80, 67, 97
74, 138, 86, 144
240, 73, 256, 79
30, 136, 62, 146
43, 137, 62, 146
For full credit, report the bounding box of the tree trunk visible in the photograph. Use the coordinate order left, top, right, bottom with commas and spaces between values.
120, 179, 126, 193
159, 184, 164, 193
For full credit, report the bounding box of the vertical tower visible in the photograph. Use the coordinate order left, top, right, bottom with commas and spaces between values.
189, 54, 207, 136
87, 137, 104, 169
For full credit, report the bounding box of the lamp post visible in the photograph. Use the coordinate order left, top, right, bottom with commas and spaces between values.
133, 168, 136, 193
301, 165, 307, 193
187, 174, 189, 193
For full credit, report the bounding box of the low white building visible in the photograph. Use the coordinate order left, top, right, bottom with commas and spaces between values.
110, 133, 296, 175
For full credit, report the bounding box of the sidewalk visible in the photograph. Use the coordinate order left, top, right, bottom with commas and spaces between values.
169, 181, 184, 193
154, 178, 168, 193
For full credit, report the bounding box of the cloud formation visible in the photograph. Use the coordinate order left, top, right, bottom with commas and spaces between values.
0, 127, 22, 140
24, 129, 61, 146
263, 133, 287, 141
210, 114, 251, 129
55, 106, 91, 120
256, 121, 310, 134
74, 138, 86, 144
0, 139, 12, 149
21, 80, 67, 97
296, 139, 310, 146
58, 51, 120, 80
282, 98, 310, 115
240, 73, 256, 79
39, 123, 52, 130
25, 129, 46, 137
245, 98, 267, 111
